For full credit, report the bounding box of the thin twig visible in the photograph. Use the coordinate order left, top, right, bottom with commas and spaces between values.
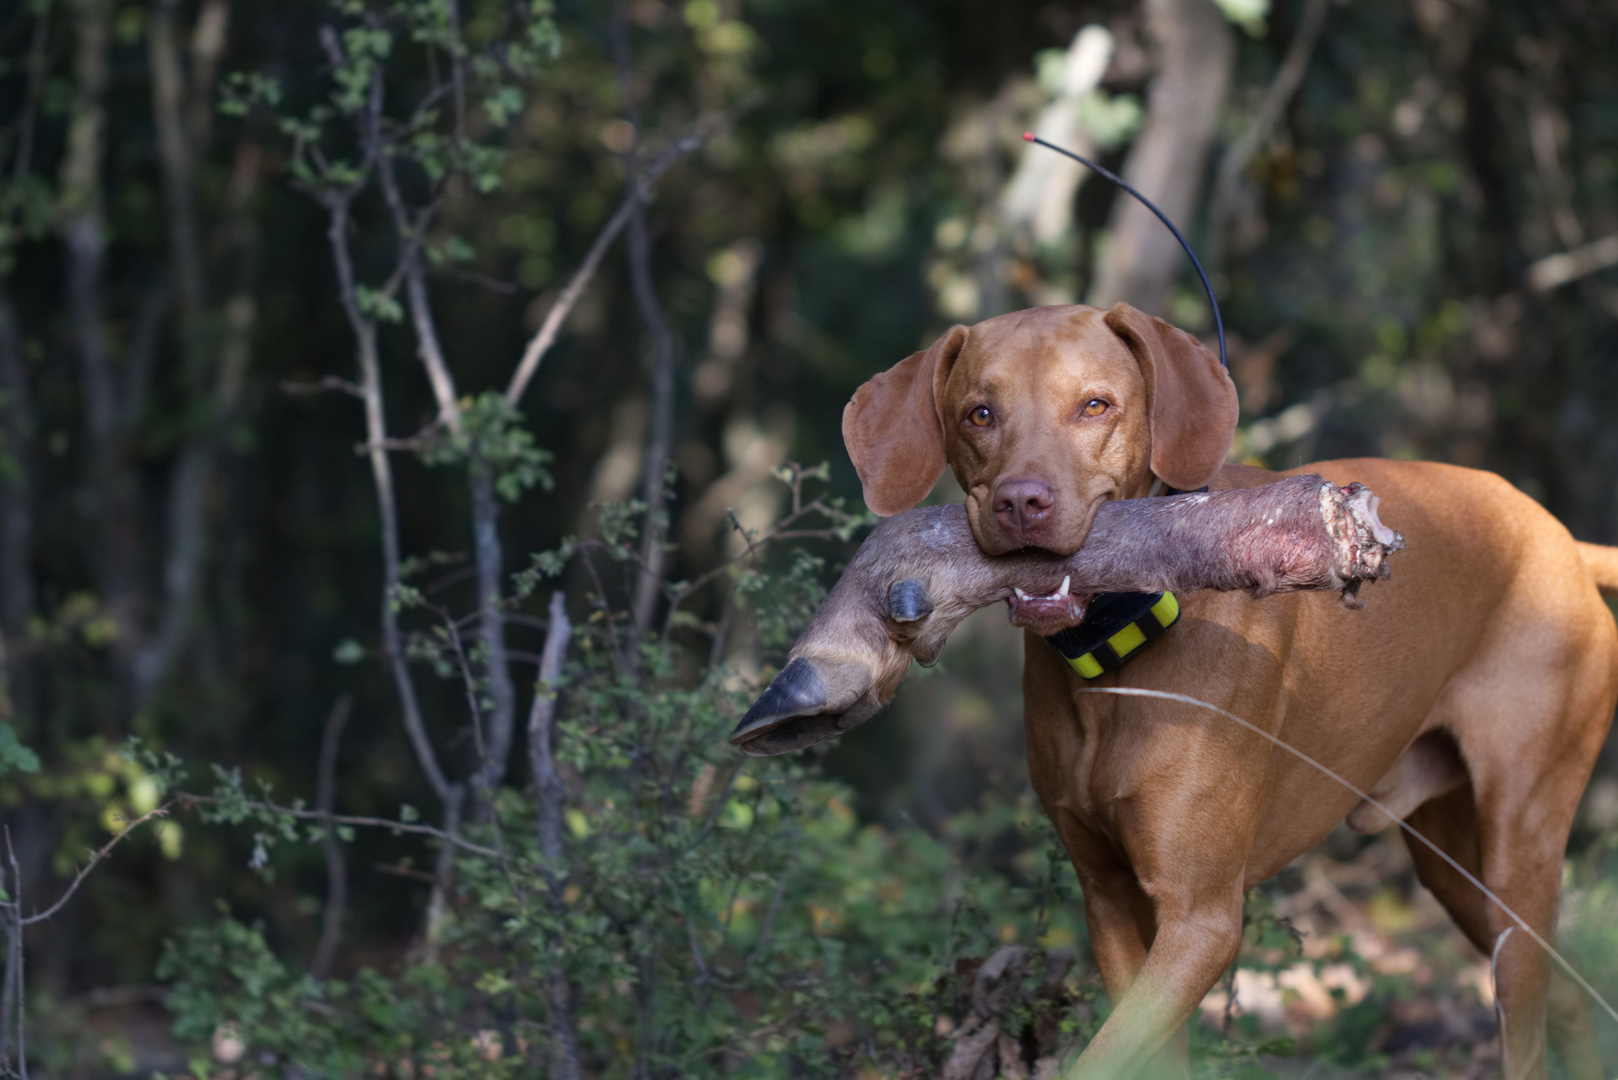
664, 496, 850, 614
6, 832, 21, 1080
614, 3, 679, 646
504, 137, 703, 407
0, 830, 16, 1070
280, 376, 364, 398
745, 820, 799, 965
433, 599, 523, 908
376, 149, 459, 430
1207, 0, 1330, 270
316, 65, 455, 807
431, 264, 519, 294
176, 794, 499, 858
16, 809, 169, 927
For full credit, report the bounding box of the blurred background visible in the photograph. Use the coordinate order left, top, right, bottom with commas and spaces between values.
1, 0, 1617, 1074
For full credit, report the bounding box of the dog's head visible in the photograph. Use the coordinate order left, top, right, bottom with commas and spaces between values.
843, 304, 1238, 557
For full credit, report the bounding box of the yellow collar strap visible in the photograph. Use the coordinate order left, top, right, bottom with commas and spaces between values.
1044, 591, 1181, 679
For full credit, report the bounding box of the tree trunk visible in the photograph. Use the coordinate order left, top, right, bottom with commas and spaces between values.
60, 0, 144, 675
1086, 0, 1234, 317
0, 288, 35, 728
135, 0, 241, 703
469, 456, 517, 797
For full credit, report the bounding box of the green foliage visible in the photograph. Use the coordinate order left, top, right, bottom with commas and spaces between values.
147, 475, 1104, 1076
0, 721, 39, 775
421, 392, 554, 501
160, 914, 499, 1079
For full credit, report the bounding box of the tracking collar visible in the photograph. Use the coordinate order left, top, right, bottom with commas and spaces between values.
1043, 485, 1204, 679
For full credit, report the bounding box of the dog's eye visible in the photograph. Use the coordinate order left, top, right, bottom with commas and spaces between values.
1082, 399, 1109, 417
968, 405, 993, 428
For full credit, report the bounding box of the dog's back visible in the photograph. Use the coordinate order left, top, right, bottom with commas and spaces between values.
1116, 458, 1618, 877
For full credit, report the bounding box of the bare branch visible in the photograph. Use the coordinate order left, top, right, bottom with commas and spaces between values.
525, 591, 582, 1080
1528, 232, 1618, 292
0, 829, 19, 1071
431, 264, 519, 294
312, 65, 457, 808
279, 376, 364, 398
1208, 0, 1331, 270
434, 600, 524, 910
466, 463, 518, 794
745, 821, 799, 965
504, 139, 701, 408
17, 808, 170, 927
7, 832, 22, 1079
175, 793, 500, 859
527, 591, 572, 877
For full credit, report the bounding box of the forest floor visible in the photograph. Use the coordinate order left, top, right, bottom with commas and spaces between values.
1206, 834, 1504, 1079
37, 821, 1618, 1079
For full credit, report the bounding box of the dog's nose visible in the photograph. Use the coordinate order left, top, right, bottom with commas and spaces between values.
993, 479, 1055, 538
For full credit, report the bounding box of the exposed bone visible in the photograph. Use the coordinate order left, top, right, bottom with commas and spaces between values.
731, 475, 1403, 756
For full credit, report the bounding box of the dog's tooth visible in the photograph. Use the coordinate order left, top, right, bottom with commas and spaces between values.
1058, 575, 1070, 597
1014, 587, 1028, 601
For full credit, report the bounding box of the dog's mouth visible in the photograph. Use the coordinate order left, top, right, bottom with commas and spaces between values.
1006, 575, 1091, 634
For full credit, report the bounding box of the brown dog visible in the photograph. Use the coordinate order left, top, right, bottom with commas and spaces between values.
843, 303, 1618, 1079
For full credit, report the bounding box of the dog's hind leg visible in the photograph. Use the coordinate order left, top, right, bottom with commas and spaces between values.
1432, 652, 1614, 1080
1406, 773, 1561, 1080
1545, 962, 1602, 1080
1401, 781, 1604, 1078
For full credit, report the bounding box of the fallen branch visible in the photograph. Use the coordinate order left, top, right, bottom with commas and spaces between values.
730, 475, 1403, 756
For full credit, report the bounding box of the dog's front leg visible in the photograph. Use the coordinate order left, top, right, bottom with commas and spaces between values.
1062, 885, 1244, 1080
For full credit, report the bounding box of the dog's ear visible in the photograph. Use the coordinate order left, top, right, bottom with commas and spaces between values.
842, 325, 970, 516
1103, 303, 1238, 491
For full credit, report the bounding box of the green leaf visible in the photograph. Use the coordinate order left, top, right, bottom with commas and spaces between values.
354, 285, 404, 324
0, 723, 38, 774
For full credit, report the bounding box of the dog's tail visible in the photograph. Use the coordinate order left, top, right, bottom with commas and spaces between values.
1579, 542, 1618, 598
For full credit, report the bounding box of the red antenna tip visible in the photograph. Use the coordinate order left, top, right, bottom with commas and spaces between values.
1022, 131, 1035, 142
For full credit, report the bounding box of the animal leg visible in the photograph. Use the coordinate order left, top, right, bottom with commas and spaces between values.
1403, 784, 1490, 950
1060, 888, 1243, 1080
1409, 576, 1615, 1080
1407, 781, 1598, 1080
1544, 960, 1602, 1080
1072, 868, 1191, 1079
1419, 790, 1606, 1080
1471, 758, 1600, 1080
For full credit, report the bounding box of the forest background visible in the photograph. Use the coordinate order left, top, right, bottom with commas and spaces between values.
1, 0, 1617, 1075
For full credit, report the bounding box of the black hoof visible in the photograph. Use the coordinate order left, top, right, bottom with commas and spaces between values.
888, 578, 933, 623
729, 657, 828, 743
